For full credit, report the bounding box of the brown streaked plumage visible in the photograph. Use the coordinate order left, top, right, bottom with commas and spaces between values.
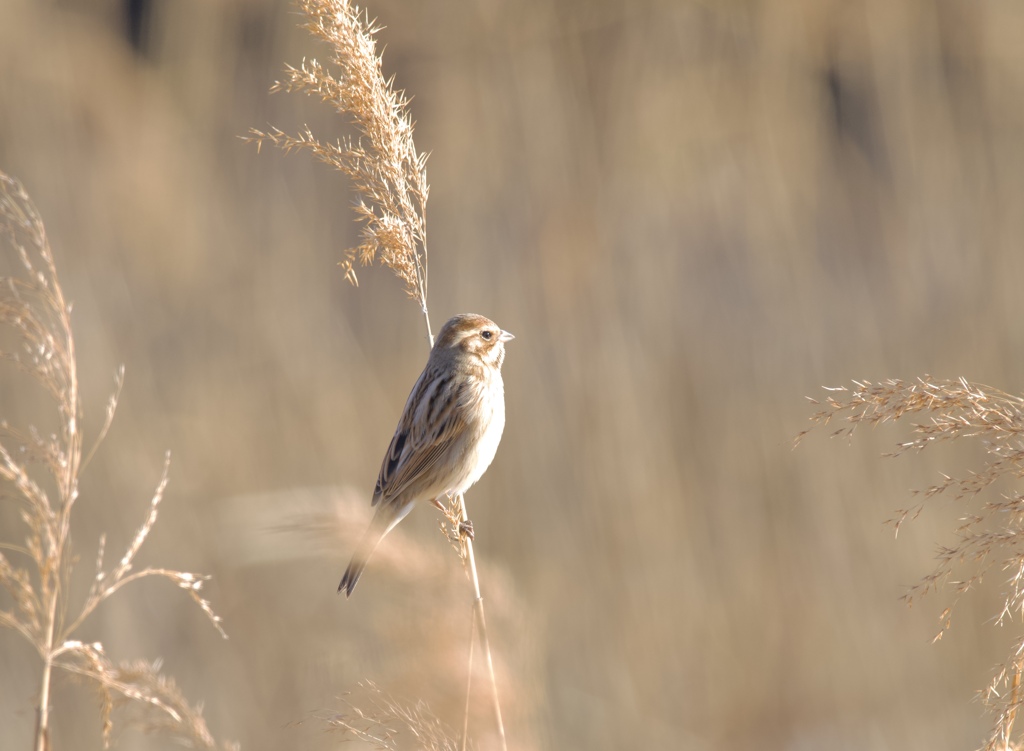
338, 314, 514, 596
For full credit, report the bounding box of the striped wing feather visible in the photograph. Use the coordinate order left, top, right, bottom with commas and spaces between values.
373, 375, 470, 506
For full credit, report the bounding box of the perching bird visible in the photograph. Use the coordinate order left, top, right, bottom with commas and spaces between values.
338, 313, 514, 596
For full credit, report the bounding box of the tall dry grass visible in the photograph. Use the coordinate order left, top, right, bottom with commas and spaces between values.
802, 377, 1024, 750
4, 1, 1024, 750
0, 172, 232, 750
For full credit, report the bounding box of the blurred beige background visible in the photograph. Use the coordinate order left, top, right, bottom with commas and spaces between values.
2, 0, 1023, 749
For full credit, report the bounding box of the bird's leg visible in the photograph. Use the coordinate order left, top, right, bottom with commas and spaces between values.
429, 496, 446, 512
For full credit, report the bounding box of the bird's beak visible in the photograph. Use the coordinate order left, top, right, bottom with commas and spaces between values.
499, 329, 515, 342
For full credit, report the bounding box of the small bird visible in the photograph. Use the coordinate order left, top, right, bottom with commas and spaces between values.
338, 313, 514, 597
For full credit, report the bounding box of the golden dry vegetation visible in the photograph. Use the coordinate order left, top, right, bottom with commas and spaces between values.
3, 1, 1024, 749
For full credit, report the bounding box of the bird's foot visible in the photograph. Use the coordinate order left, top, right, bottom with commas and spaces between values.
458, 519, 475, 541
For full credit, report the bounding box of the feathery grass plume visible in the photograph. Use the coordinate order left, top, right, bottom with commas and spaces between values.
799, 376, 1024, 751
320, 681, 460, 751
0, 172, 233, 751
248, 3, 507, 748
246, 0, 430, 323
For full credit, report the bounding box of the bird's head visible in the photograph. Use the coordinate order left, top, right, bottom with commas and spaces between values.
434, 313, 514, 370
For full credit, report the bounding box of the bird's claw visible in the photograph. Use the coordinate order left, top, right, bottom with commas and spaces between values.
458, 519, 475, 541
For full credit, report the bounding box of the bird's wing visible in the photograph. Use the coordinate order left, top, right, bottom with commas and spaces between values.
373, 373, 470, 506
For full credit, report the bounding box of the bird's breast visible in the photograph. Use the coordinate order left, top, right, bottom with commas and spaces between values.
454, 375, 506, 493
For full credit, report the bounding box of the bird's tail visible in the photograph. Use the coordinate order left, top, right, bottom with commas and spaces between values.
338, 501, 413, 597
337, 552, 372, 598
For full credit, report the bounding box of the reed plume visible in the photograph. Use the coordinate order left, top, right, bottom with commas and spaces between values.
247, 0, 430, 321
322, 681, 460, 751
801, 376, 1024, 751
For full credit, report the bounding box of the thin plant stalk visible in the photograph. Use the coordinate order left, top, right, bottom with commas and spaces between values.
31, 179, 77, 751
458, 493, 507, 751
1006, 666, 1021, 751
35, 599, 57, 751
461, 613, 475, 751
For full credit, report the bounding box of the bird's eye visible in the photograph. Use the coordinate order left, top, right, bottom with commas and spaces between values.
481, 330, 493, 341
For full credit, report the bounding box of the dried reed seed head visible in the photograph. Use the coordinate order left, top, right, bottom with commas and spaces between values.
803, 375, 1024, 749
247, 0, 430, 303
